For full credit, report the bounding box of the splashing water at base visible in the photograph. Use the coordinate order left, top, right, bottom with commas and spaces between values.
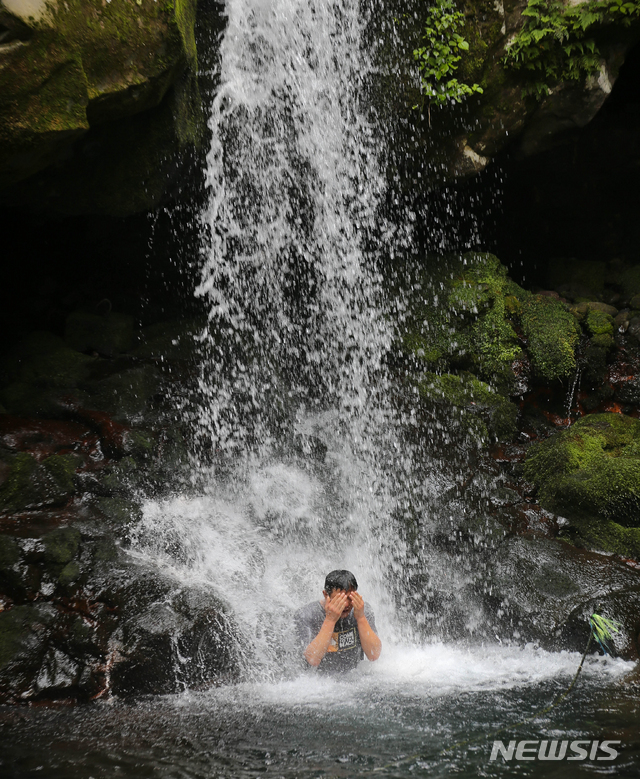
130, 412, 412, 679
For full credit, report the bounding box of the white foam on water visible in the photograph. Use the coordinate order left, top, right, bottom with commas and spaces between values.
166, 642, 632, 714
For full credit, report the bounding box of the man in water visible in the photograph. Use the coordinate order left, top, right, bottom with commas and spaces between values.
294, 569, 381, 672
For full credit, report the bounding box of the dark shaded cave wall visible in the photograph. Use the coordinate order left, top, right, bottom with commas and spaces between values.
0, 200, 205, 356
489, 40, 640, 289
405, 39, 640, 292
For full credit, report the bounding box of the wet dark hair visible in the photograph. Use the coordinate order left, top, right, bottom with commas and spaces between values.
324, 569, 358, 594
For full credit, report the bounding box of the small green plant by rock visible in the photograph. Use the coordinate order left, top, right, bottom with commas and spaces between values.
413, 0, 483, 124
504, 0, 640, 97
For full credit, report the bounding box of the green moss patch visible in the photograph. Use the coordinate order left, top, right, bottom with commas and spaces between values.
564, 515, 640, 560
585, 309, 614, 337
417, 372, 518, 442
402, 252, 522, 392
524, 413, 640, 530
401, 252, 582, 395
519, 294, 580, 382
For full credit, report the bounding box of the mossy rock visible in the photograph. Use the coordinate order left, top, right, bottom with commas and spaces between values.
82, 364, 163, 423
403, 252, 522, 393
98, 456, 147, 496
452, 254, 521, 387
417, 372, 518, 443
524, 414, 640, 553
585, 309, 614, 337
0, 331, 95, 391
402, 309, 462, 368
92, 536, 120, 564
519, 294, 580, 382
124, 430, 155, 459
0, 0, 199, 191
58, 560, 82, 587
0, 453, 79, 514
43, 454, 80, 494
590, 333, 615, 350
402, 252, 583, 392
0, 381, 93, 418
94, 496, 142, 527
562, 515, 640, 560
43, 526, 81, 568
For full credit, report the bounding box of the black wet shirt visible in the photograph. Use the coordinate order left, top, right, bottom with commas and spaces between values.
294, 600, 377, 673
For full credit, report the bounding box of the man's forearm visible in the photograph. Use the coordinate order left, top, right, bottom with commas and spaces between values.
356, 615, 382, 661
303, 617, 337, 666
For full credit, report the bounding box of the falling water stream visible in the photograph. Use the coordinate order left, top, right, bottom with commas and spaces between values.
1, 0, 637, 776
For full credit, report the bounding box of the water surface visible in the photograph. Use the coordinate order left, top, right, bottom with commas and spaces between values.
2, 643, 636, 778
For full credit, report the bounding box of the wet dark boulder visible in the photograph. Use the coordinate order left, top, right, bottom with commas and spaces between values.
0, 603, 57, 702
479, 535, 640, 658
0, 511, 244, 703
107, 579, 243, 696
0, 332, 96, 418
0, 453, 79, 514
64, 310, 135, 358
80, 363, 165, 427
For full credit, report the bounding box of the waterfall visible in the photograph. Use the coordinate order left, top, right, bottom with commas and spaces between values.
130, 0, 472, 680
195, 0, 393, 454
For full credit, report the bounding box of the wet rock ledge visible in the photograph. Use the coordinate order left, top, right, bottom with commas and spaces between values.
0, 314, 242, 704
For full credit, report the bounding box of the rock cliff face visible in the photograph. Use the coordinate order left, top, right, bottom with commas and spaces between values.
398, 249, 640, 572
0, 0, 219, 215
2, 0, 639, 214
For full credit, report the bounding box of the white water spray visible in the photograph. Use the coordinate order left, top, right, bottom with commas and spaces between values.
195, 0, 394, 453
132, 0, 419, 679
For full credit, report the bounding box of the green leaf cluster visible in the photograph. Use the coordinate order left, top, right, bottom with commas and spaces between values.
504, 0, 640, 97
413, 0, 483, 116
